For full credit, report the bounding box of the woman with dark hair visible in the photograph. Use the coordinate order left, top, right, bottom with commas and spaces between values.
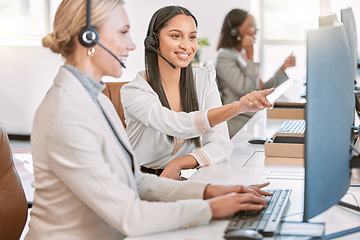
216, 9, 296, 137
121, 6, 274, 180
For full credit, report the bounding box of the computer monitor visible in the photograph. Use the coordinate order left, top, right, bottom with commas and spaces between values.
305, 24, 354, 221
341, 7, 358, 81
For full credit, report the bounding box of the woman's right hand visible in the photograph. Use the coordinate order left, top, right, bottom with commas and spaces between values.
208, 192, 267, 219
236, 88, 274, 113
241, 35, 255, 60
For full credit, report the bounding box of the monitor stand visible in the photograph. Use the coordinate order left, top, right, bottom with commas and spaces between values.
338, 200, 360, 212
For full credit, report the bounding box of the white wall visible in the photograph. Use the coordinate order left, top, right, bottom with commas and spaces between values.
0, 46, 64, 134
0, 0, 251, 135
119, 0, 251, 82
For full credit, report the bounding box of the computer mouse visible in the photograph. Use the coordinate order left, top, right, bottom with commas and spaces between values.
248, 137, 268, 145
224, 229, 263, 240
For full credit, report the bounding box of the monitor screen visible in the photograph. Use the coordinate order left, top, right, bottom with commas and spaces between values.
304, 24, 354, 221
341, 7, 358, 80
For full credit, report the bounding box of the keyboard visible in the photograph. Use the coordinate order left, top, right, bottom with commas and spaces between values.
273, 120, 306, 137
224, 189, 291, 237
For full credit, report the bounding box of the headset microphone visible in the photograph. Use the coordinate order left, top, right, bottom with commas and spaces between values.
78, 0, 126, 68
96, 41, 126, 68
144, 37, 176, 69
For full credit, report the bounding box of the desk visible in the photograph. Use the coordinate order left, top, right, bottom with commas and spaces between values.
125, 84, 360, 240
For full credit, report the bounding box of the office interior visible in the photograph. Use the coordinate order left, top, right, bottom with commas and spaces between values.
1, 0, 360, 239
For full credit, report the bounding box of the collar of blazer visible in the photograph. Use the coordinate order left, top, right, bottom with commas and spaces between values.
131, 71, 160, 97
54, 67, 138, 190
97, 93, 135, 160
98, 95, 138, 190
219, 48, 247, 73
54, 67, 99, 117
229, 48, 247, 72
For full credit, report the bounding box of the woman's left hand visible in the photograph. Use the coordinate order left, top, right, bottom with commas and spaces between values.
203, 182, 273, 199
159, 155, 199, 180
160, 162, 181, 180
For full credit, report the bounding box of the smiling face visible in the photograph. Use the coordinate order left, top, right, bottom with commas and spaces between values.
238, 14, 258, 41
91, 5, 135, 79
157, 14, 198, 69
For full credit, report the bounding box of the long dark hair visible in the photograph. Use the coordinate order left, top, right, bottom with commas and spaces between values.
217, 8, 248, 50
144, 6, 200, 147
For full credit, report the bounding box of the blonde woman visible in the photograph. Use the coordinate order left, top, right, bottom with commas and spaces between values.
26, 1, 271, 239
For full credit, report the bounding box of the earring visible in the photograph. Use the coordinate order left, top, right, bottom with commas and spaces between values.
237, 36, 242, 41
87, 47, 95, 57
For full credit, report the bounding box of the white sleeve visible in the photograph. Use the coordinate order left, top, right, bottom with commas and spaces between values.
189, 64, 234, 166
121, 80, 213, 139
46, 113, 212, 237
134, 166, 208, 201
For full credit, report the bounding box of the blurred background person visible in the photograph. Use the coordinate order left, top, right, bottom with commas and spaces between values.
216, 8, 296, 137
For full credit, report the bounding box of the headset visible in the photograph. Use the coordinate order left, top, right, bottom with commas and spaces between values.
226, 13, 240, 38
144, 14, 176, 69
78, 0, 126, 68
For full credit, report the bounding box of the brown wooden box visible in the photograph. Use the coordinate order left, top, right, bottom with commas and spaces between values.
267, 102, 305, 119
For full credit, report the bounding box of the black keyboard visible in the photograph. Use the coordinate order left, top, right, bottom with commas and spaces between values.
224, 189, 291, 237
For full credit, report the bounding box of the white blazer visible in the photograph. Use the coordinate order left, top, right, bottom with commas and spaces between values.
121, 64, 234, 169
26, 67, 212, 240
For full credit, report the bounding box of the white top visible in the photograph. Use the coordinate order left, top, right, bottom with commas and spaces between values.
236, 50, 247, 67
121, 64, 234, 169
26, 67, 212, 240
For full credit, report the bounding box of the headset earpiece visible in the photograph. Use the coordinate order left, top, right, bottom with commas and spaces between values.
144, 13, 176, 69
226, 14, 240, 39
144, 34, 159, 51
230, 28, 239, 38
78, 26, 99, 48
78, 0, 125, 68
144, 12, 160, 51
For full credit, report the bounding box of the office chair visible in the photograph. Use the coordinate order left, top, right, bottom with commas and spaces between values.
102, 82, 129, 128
0, 123, 28, 240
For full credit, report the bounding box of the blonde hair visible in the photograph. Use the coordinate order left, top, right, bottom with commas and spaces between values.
42, 0, 123, 57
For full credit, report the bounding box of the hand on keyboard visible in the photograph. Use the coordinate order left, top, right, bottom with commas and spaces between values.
224, 189, 292, 237
208, 192, 267, 219
205, 182, 274, 219
242, 182, 274, 197
203, 182, 273, 199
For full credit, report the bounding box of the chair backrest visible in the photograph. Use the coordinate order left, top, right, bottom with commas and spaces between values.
102, 82, 129, 128
0, 123, 28, 240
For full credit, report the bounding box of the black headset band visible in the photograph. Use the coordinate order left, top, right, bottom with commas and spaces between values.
226, 13, 234, 29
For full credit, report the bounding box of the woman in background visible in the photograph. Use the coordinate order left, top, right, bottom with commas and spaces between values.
121, 6, 274, 180
216, 8, 296, 137
26, 1, 271, 239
